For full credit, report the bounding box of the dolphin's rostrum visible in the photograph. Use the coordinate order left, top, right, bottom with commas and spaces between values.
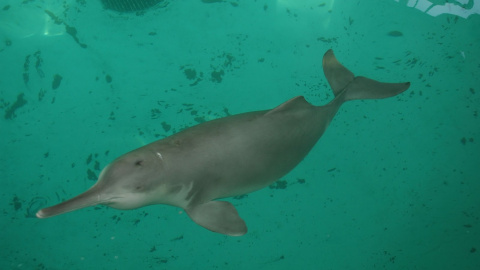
36, 50, 410, 236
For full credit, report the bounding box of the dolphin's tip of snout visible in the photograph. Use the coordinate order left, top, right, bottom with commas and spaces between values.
36, 210, 46, 219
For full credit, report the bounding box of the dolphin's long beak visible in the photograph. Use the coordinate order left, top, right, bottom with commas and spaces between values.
36, 186, 102, 218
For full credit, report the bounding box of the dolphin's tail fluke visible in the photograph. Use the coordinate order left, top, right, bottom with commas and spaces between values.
322, 49, 410, 101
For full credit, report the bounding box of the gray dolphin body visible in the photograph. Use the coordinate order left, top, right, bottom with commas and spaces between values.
36, 50, 410, 236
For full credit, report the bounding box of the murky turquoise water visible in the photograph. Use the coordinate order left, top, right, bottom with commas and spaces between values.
1, 0, 479, 269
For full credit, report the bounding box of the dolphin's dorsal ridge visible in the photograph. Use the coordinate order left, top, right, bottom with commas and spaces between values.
186, 201, 247, 236
266, 96, 311, 115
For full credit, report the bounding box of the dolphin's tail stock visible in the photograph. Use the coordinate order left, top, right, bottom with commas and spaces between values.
322, 49, 410, 102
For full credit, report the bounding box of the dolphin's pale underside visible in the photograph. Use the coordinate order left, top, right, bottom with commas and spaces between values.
36, 50, 410, 236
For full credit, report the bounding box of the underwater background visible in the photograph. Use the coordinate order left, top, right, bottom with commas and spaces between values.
1, 0, 479, 269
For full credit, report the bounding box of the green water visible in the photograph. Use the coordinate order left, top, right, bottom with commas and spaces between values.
1, 0, 479, 269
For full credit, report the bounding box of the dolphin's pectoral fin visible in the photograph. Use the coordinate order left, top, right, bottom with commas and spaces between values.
185, 201, 247, 236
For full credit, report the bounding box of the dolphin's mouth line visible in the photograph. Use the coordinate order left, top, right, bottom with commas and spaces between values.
98, 195, 122, 206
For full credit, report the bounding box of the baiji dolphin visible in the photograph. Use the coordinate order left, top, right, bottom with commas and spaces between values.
36, 50, 410, 236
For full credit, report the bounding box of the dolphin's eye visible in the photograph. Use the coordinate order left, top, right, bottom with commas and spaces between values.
135, 160, 143, 166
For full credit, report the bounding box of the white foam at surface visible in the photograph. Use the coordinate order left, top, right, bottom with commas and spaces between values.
394, 0, 480, 18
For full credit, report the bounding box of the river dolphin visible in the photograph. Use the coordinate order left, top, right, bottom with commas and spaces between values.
36, 50, 410, 236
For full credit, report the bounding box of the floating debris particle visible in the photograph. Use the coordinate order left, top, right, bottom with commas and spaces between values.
194, 116, 206, 123
388, 31, 403, 37
12, 195, 22, 211
23, 55, 30, 84
211, 70, 224, 83
38, 88, 46, 101
317, 37, 338, 44
34, 50, 44, 78
151, 108, 161, 119
184, 68, 197, 80
161, 121, 171, 132
459, 137, 473, 144
171, 235, 183, 241
52, 74, 63, 89
44, 10, 88, 48
4, 93, 27, 119
87, 169, 97, 180
269, 180, 287, 189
